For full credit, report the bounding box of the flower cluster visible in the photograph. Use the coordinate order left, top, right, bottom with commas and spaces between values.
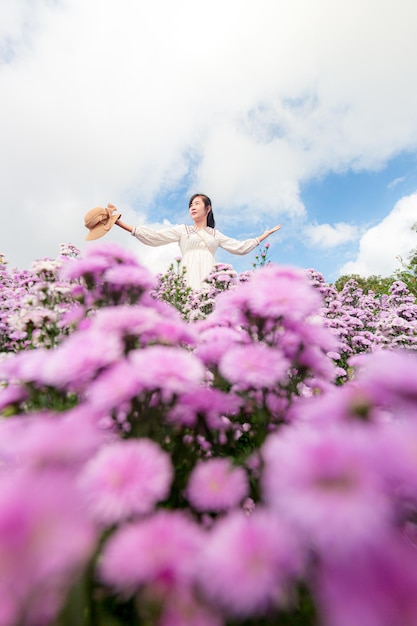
0, 244, 83, 352
0, 243, 417, 625
308, 270, 417, 380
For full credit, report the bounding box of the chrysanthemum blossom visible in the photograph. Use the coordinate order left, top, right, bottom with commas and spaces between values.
315, 532, 417, 626
0, 384, 28, 413
194, 325, 250, 367
247, 265, 323, 321
129, 345, 206, 398
198, 509, 301, 617
261, 425, 391, 554
60, 255, 110, 281
375, 418, 417, 499
80, 439, 173, 525
40, 329, 123, 389
168, 388, 242, 428
186, 458, 249, 512
91, 304, 197, 348
219, 344, 289, 389
0, 473, 95, 625
349, 349, 417, 413
103, 264, 156, 291
84, 241, 140, 264
86, 360, 146, 413
99, 510, 203, 594
0, 412, 103, 470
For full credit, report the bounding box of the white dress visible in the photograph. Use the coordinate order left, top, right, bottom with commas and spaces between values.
131, 224, 259, 290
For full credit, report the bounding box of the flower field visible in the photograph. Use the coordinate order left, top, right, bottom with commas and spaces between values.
1, 242, 417, 626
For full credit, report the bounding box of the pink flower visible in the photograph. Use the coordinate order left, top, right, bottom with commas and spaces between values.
92, 304, 162, 336
262, 424, 391, 554
0, 472, 95, 625
60, 241, 141, 283
91, 304, 197, 348
80, 439, 173, 525
99, 510, 203, 594
349, 349, 417, 415
0, 384, 28, 413
219, 344, 290, 389
103, 264, 156, 291
198, 509, 302, 616
86, 360, 146, 413
40, 329, 123, 389
315, 531, 417, 626
60, 254, 110, 281
194, 325, 250, 367
186, 458, 249, 512
209, 288, 253, 327
129, 345, 206, 398
374, 418, 417, 502
247, 265, 323, 320
0, 329, 123, 389
0, 412, 104, 470
168, 388, 242, 428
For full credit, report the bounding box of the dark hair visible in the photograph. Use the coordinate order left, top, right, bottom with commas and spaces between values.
189, 193, 215, 228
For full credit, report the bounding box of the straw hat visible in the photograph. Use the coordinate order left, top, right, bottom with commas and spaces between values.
84, 204, 122, 240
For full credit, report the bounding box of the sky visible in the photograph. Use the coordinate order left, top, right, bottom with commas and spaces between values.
1, 0, 417, 283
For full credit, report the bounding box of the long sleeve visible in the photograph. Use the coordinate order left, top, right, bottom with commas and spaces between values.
131, 225, 183, 247
216, 230, 259, 255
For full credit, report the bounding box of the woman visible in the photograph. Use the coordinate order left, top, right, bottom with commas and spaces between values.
114, 194, 281, 290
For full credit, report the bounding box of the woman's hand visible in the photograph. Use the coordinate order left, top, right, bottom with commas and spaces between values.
258, 224, 281, 243
265, 224, 281, 236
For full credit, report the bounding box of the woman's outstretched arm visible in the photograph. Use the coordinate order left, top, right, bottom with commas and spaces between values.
115, 213, 183, 246
257, 224, 281, 243
115, 218, 133, 233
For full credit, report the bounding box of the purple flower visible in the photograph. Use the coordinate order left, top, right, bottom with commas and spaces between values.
99, 510, 203, 594
198, 509, 302, 616
168, 388, 242, 428
247, 265, 323, 320
0, 384, 28, 413
91, 304, 197, 348
80, 439, 173, 525
186, 458, 249, 512
60, 254, 110, 281
375, 418, 417, 502
0, 472, 95, 625
315, 531, 417, 626
0, 412, 104, 471
40, 329, 123, 389
103, 264, 156, 291
86, 360, 146, 413
129, 345, 206, 398
262, 424, 391, 554
0, 329, 123, 391
83, 241, 140, 266
219, 344, 290, 389
349, 349, 417, 413
194, 325, 250, 367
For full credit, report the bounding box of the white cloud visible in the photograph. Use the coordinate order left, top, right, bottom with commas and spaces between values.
339, 193, 417, 277
388, 177, 406, 190
305, 222, 359, 248
1, 0, 417, 269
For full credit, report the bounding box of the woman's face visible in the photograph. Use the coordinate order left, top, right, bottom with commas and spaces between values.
189, 196, 209, 222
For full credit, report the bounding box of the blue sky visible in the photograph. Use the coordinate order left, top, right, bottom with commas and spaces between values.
1, 0, 417, 284
148, 152, 417, 282
289, 152, 417, 280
